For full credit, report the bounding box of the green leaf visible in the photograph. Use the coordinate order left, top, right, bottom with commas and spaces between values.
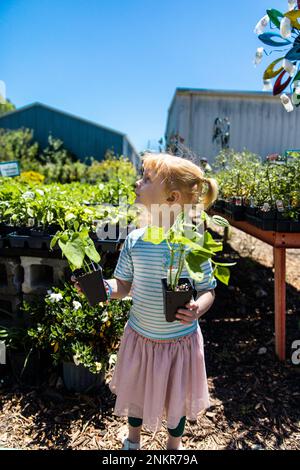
65, 213, 76, 222
143, 226, 166, 244
84, 238, 101, 263
212, 260, 237, 267
203, 231, 223, 253
185, 251, 209, 282
214, 265, 231, 286
211, 215, 230, 227
58, 238, 85, 269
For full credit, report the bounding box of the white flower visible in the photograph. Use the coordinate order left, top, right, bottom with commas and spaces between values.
73, 300, 82, 311
35, 189, 44, 196
253, 47, 264, 66
254, 14, 269, 35
95, 362, 103, 372
49, 293, 63, 303
73, 354, 81, 366
47, 289, 53, 295
280, 93, 294, 112
109, 354, 117, 366
283, 58, 296, 76
280, 17, 292, 38
122, 296, 132, 301
262, 79, 273, 91
102, 311, 109, 323
22, 191, 35, 200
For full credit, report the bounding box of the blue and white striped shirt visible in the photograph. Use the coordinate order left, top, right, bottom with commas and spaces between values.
113, 227, 217, 340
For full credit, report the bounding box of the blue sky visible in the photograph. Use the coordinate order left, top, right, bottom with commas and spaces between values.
0, 0, 288, 151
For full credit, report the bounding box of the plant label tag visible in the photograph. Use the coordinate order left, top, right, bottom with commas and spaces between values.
235, 197, 243, 206
276, 200, 284, 212
262, 202, 270, 212
250, 197, 255, 208
0, 341, 6, 364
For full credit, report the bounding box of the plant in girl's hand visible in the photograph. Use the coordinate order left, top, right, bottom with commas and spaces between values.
50, 222, 107, 306
143, 210, 236, 322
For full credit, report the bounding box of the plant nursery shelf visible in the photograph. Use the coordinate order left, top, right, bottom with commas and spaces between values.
209, 209, 300, 362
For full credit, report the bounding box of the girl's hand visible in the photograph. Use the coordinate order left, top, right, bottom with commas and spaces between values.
176, 299, 200, 325
71, 275, 83, 295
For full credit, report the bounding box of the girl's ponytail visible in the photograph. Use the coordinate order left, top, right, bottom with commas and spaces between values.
200, 177, 219, 210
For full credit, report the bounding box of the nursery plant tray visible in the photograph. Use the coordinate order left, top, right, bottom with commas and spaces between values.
6, 232, 53, 250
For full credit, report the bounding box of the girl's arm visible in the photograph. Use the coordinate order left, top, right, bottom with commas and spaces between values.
105, 278, 132, 300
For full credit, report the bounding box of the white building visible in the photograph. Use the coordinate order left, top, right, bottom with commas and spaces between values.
165, 88, 300, 164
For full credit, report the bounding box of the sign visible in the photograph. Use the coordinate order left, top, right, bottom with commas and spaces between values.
285, 149, 300, 161
0, 160, 20, 177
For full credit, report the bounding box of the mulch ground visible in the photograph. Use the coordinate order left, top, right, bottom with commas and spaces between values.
0, 225, 300, 450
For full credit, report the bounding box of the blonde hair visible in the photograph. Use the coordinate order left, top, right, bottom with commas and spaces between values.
141, 152, 218, 210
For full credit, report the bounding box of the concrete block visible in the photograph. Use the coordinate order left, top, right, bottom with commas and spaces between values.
0, 258, 23, 295
20, 256, 68, 295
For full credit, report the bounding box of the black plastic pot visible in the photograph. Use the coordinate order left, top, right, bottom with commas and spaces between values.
224, 202, 245, 221
276, 212, 291, 232
6, 232, 29, 248
0, 224, 15, 236
73, 265, 107, 307
213, 199, 225, 213
256, 209, 277, 231
94, 239, 122, 253
15, 226, 32, 236
0, 236, 4, 249
161, 278, 195, 323
62, 361, 105, 393
245, 206, 257, 216
290, 217, 300, 232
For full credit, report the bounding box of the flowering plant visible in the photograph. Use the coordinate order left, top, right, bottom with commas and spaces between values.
27, 283, 131, 373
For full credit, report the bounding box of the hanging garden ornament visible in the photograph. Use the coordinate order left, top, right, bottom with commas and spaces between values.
273, 69, 292, 95
288, 0, 297, 11
280, 93, 294, 111
255, 4, 300, 112
258, 32, 292, 47
280, 16, 292, 38
254, 14, 269, 35
284, 10, 300, 29
283, 58, 297, 75
267, 9, 284, 28
263, 79, 273, 91
285, 36, 300, 60
263, 57, 284, 79
254, 47, 264, 65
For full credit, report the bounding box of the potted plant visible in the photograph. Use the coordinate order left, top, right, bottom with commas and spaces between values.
27, 283, 131, 392
50, 223, 107, 306
143, 211, 236, 322
0, 323, 41, 386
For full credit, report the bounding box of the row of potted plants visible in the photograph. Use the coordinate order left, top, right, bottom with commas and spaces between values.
211, 149, 300, 232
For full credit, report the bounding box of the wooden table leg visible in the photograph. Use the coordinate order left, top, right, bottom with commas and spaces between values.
273, 247, 286, 361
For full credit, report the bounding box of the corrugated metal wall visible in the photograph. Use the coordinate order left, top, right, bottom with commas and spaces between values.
165, 89, 300, 163
0, 103, 138, 163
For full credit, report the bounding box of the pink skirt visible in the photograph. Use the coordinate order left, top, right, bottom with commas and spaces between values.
109, 322, 210, 433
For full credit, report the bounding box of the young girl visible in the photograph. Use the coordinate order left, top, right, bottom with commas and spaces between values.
77, 152, 219, 450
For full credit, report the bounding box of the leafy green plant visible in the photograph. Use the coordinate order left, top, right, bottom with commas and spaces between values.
50, 223, 101, 271
143, 211, 236, 289
27, 283, 131, 373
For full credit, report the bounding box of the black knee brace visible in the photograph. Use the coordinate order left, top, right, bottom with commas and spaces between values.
128, 416, 143, 427
167, 416, 186, 437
